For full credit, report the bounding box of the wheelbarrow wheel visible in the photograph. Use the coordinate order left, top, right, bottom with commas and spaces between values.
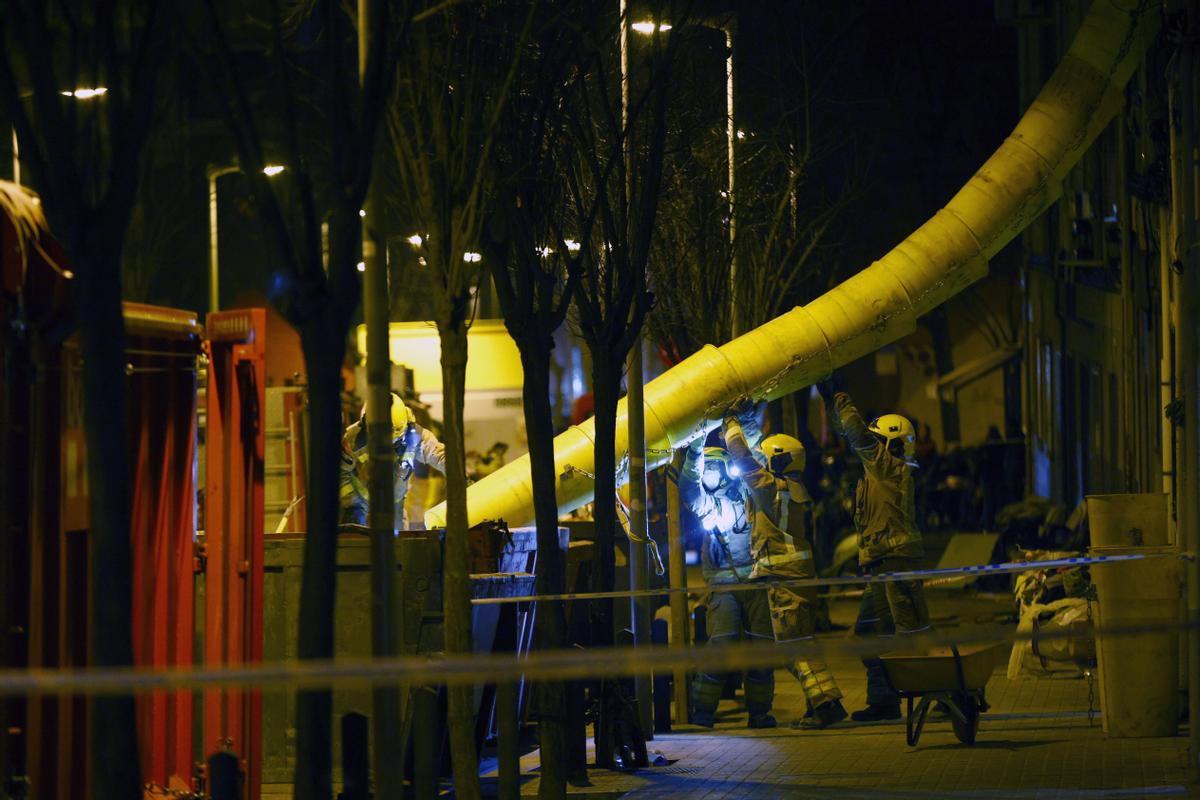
951, 694, 979, 744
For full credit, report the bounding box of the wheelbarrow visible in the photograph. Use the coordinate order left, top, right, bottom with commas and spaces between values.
879, 642, 1008, 746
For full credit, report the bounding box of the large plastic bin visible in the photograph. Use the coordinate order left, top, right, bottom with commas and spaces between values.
1088, 543, 1180, 737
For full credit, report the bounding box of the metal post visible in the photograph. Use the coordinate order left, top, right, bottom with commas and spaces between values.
666, 451, 689, 724
496, 681, 520, 800
358, 0, 405, 795
628, 339, 653, 738
620, 0, 655, 743
725, 25, 737, 338
412, 687, 439, 800
208, 169, 222, 314
1172, 22, 1200, 780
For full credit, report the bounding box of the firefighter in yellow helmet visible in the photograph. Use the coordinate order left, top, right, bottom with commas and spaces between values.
818, 374, 930, 722
723, 403, 847, 729
678, 436, 777, 729
339, 392, 445, 530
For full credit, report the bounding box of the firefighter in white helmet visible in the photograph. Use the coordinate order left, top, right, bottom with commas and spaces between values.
339, 392, 445, 530
723, 403, 847, 729
818, 374, 930, 722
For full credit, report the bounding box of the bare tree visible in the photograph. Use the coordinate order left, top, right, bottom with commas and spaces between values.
648, 22, 860, 361
479, 5, 588, 792
558, 1, 683, 766
0, 3, 177, 796
387, 5, 532, 796
122, 157, 198, 304
192, 0, 402, 796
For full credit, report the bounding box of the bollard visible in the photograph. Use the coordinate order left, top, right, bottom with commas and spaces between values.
340, 712, 370, 800
411, 686, 439, 800
565, 677, 588, 781
652, 618, 672, 733
207, 750, 241, 800
496, 682, 519, 800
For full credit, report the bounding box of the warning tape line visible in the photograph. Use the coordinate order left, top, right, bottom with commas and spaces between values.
0, 616, 1195, 697
470, 550, 1190, 605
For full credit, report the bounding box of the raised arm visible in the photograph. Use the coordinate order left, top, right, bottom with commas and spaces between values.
723, 413, 779, 514
678, 438, 720, 523
817, 377, 880, 460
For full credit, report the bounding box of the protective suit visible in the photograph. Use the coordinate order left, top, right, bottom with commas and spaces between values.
339, 393, 445, 531
678, 438, 776, 729
723, 410, 846, 729
821, 385, 930, 719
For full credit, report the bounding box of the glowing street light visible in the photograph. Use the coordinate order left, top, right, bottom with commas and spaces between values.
564, 239, 581, 252
60, 87, 108, 99
631, 21, 671, 34
261, 164, 285, 176
356, 261, 366, 272
406, 234, 423, 246
463, 252, 482, 263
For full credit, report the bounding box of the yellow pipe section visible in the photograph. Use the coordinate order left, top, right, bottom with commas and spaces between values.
427, 0, 1158, 530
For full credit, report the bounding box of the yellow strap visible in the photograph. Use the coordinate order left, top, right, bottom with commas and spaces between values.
764, 550, 812, 566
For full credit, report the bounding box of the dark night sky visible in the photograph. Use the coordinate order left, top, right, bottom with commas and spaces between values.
738, 0, 1019, 281
45, 2, 1020, 319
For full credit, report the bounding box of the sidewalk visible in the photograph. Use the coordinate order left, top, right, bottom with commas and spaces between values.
512, 595, 1194, 799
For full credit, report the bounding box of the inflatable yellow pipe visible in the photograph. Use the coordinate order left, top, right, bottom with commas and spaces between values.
427, 0, 1157, 530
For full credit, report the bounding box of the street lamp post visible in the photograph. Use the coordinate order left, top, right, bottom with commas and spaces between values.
207, 164, 285, 313
723, 25, 737, 338
632, 19, 736, 334
631, 10, 736, 733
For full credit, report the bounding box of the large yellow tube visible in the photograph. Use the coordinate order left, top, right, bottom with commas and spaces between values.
427, 0, 1158, 530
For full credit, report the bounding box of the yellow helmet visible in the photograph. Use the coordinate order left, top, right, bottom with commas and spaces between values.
869, 413, 915, 459
760, 433, 805, 477
361, 392, 416, 440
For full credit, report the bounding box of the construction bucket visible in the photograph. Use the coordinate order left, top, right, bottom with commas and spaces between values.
1088, 544, 1180, 738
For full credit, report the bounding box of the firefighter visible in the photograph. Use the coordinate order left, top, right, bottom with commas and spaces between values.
678, 437, 778, 729
818, 375, 931, 722
723, 404, 847, 729
339, 392, 445, 530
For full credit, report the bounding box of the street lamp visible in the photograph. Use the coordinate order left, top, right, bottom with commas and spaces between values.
208, 164, 286, 314
11, 87, 111, 184
59, 87, 108, 99
632, 17, 737, 335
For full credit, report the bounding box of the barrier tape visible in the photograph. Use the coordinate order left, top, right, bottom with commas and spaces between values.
470, 550, 1189, 606
0, 614, 1195, 698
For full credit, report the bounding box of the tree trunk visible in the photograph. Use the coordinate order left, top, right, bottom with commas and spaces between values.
589, 353, 624, 770
589, 355, 622, 648
77, 251, 143, 800
520, 346, 568, 800
439, 325, 481, 800
293, 326, 347, 800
